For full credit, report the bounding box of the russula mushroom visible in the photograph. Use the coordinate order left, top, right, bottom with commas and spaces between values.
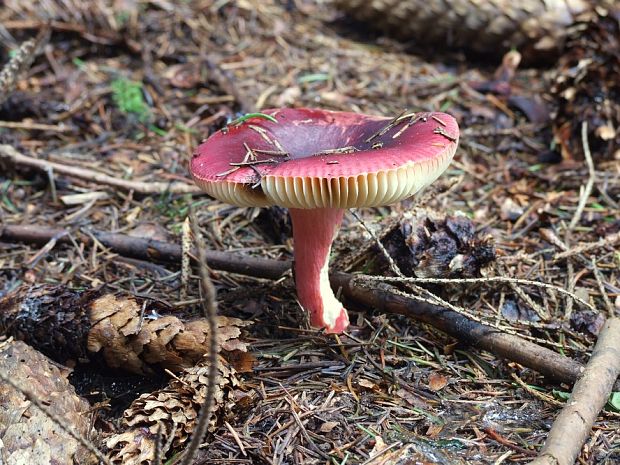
191, 108, 459, 333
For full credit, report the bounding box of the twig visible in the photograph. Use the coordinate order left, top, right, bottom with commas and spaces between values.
2, 223, 618, 390
251, 148, 290, 157
311, 146, 360, 156
180, 217, 192, 300
358, 275, 596, 313
510, 373, 564, 407
330, 272, 619, 391
563, 229, 577, 320
359, 279, 566, 348
360, 441, 402, 464
0, 145, 201, 194
527, 318, 620, 465
0, 121, 70, 132
568, 122, 595, 230
553, 231, 620, 262
229, 158, 279, 167
591, 258, 615, 318
364, 109, 410, 143
0, 224, 290, 279
224, 421, 247, 456
176, 213, 220, 465
433, 127, 458, 142
484, 428, 536, 456
0, 370, 112, 465
203, 55, 255, 114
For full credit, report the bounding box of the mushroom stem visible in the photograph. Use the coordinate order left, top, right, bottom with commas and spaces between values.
289, 207, 349, 333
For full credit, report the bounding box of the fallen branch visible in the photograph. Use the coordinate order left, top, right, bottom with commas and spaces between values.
0, 224, 289, 279
330, 273, 619, 391
527, 318, 620, 465
2, 223, 618, 390
0, 144, 202, 194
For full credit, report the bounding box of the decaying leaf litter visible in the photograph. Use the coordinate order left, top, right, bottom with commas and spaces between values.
0, 1, 619, 464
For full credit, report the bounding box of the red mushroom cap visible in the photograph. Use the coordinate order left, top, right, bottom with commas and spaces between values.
190, 108, 459, 334
190, 108, 459, 208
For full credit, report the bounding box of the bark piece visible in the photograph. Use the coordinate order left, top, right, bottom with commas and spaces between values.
105, 357, 239, 464
0, 284, 250, 375
0, 340, 96, 465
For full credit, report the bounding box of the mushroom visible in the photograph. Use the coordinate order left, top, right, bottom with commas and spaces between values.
190, 108, 459, 333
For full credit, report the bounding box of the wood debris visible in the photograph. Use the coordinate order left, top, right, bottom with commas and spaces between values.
0, 340, 97, 464
0, 284, 250, 375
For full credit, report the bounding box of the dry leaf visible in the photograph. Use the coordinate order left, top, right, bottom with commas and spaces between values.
425, 423, 444, 438
369, 436, 388, 457
428, 372, 448, 391
357, 378, 377, 390
226, 350, 257, 373
319, 421, 339, 433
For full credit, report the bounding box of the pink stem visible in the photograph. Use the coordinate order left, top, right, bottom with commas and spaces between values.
288, 208, 349, 333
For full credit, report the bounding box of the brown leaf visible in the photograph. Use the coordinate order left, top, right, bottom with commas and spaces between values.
358, 378, 377, 390
319, 421, 339, 433
226, 349, 256, 373
428, 372, 448, 391
425, 423, 444, 438
394, 388, 428, 409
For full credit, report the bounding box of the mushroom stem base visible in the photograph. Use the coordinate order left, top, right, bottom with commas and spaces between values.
289, 207, 349, 333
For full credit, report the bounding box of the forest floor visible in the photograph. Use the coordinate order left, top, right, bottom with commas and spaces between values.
0, 1, 618, 464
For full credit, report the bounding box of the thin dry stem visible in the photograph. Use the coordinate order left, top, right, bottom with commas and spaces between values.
568, 122, 595, 230
591, 258, 615, 317
180, 217, 192, 300
176, 212, 220, 465
359, 275, 596, 313
554, 231, 620, 261
0, 145, 201, 194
